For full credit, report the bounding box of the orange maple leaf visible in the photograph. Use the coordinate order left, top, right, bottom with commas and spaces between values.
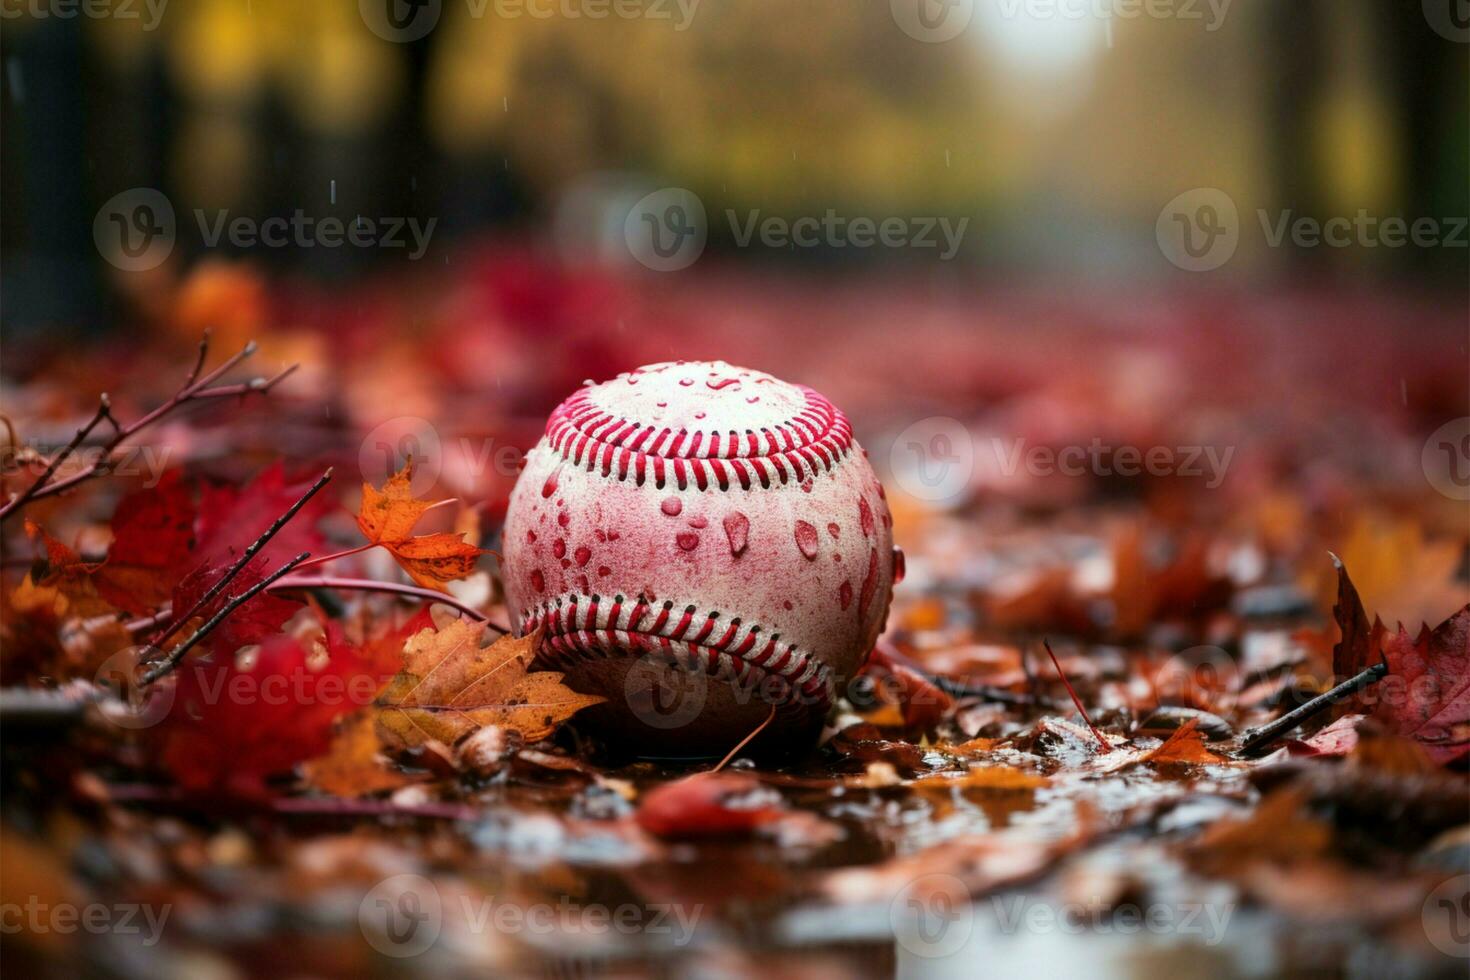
356, 459, 490, 589
21, 520, 112, 618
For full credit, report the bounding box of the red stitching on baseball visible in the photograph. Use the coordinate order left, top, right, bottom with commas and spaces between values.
543, 384, 854, 490
521, 593, 832, 713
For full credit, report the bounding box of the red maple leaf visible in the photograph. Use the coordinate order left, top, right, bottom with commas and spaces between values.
168, 558, 303, 656
196, 462, 329, 569
154, 607, 429, 797
1373, 613, 1470, 765
1329, 556, 1470, 765
93, 472, 198, 615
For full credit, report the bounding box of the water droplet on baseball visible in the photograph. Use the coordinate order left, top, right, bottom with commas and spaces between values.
552, 539, 566, 558
574, 546, 591, 567
723, 512, 749, 555
676, 532, 700, 551
859, 548, 879, 618
661, 497, 682, 516
827, 522, 840, 538
541, 465, 561, 498
794, 521, 819, 559
530, 569, 545, 592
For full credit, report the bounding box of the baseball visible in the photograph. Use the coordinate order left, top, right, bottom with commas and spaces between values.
503, 360, 900, 757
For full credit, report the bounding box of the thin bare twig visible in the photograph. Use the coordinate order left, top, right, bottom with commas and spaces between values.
267, 575, 509, 633
139, 469, 333, 663
1042, 639, 1111, 753
0, 339, 294, 522
713, 704, 777, 772
1, 395, 114, 517
141, 552, 312, 685
1238, 659, 1389, 755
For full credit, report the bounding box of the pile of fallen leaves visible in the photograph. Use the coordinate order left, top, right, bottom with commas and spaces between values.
2, 263, 1467, 978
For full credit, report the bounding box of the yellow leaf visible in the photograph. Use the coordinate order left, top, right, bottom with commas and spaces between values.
375, 622, 603, 749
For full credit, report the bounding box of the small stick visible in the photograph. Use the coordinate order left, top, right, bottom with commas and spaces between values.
0, 339, 294, 521
140, 469, 332, 661
1042, 639, 1110, 752
1238, 659, 1389, 755
1, 395, 113, 516
291, 541, 374, 572
266, 574, 508, 633
713, 704, 776, 772
141, 552, 311, 685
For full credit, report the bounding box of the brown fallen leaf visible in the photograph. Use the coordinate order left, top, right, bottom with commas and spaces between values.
302, 711, 415, 798
375, 621, 603, 749
1188, 788, 1331, 876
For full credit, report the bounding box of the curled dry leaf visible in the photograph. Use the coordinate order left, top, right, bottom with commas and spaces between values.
302, 711, 415, 797
375, 621, 603, 750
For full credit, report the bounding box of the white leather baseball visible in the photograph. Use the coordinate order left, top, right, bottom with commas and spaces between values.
503, 360, 899, 755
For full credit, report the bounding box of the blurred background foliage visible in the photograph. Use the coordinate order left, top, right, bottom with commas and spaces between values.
2, 0, 1466, 331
